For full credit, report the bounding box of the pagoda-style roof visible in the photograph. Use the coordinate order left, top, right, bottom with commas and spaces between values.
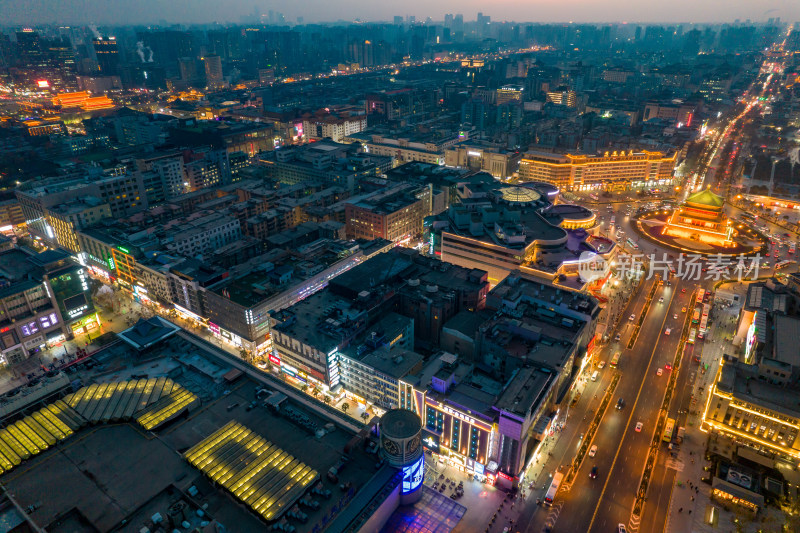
685, 188, 725, 209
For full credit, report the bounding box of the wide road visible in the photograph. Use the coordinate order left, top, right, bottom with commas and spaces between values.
579, 277, 692, 533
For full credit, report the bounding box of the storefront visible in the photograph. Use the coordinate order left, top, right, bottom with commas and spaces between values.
208, 321, 243, 348
70, 312, 100, 336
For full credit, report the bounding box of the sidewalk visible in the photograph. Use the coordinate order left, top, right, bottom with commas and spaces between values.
663, 289, 782, 533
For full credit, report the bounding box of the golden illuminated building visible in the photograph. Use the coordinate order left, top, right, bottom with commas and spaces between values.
518, 150, 676, 191
662, 188, 733, 246
51, 91, 114, 112
703, 358, 800, 464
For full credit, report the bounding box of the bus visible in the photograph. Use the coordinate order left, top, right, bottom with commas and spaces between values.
776, 260, 796, 270
696, 289, 705, 303
692, 309, 701, 324
544, 472, 564, 506
789, 243, 796, 255
698, 316, 708, 339
663, 418, 676, 442
610, 351, 621, 368
627, 238, 639, 250
688, 328, 696, 344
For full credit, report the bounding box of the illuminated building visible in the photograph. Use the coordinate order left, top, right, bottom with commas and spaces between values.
202, 55, 223, 89
703, 277, 800, 466
434, 183, 575, 286
347, 130, 461, 166
496, 84, 524, 105
0, 248, 74, 365
662, 188, 733, 247
42, 197, 111, 253
345, 185, 425, 243
51, 91, 115, 112
444, 143, 522, 179
643, 100, 695, 126
92, 36, 119, 75
380, 409, 424, 503
271, 248, 487, 388
518, 150, 676, 191
401, 276, 598, 485
22, 118, 65, 137
545, 89, 577, 107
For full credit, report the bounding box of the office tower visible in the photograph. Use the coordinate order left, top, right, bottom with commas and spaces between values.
92, 36, 119, 75
203, 54, 223, 89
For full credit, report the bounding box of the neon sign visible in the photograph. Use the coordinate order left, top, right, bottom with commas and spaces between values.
402, 456, 423, 494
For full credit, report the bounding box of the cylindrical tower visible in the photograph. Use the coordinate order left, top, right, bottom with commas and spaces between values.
380, 409, 423, 504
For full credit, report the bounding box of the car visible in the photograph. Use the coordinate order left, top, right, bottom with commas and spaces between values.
657, 368, 663, 376
681, 307, 687, 313
673, 314, 678, 320
616, 398, 625, 410
664, 328, 671, 335
629, 314, 636, 321
665, 363, 672, 371
614, 333, 621, 341
589, 445, 598, 457
618, 525, 628, 533
681, 288, 686, 293
658, 297, 664, 303
598, 361, 606, 369
589, 466, 598, 479
635, 422, 643, 432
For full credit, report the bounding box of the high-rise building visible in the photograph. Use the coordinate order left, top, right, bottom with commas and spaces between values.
92, 37, 119, 75
203, 55, 223, 89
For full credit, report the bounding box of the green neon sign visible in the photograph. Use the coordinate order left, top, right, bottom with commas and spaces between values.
117, 246, 130, 254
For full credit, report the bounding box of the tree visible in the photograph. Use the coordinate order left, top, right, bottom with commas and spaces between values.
361, 411, 370, 423
323, 395, 332, 405
341, 402, 350, 413
301, 384, 308, 394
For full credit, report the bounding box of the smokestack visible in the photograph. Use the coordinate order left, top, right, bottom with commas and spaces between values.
136, 41, 146, 63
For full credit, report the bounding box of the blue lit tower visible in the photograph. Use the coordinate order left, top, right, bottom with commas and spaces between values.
380, 409, 424, 504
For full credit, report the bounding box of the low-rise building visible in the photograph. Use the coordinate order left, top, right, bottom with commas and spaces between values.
444, 143, 523, 179
518, 149, 677, 192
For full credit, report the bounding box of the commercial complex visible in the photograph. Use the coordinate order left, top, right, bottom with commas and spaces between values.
703, 277, 800, 466
518, 150, 677, 191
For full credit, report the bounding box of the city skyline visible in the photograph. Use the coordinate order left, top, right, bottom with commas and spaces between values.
2, 0, 799, 26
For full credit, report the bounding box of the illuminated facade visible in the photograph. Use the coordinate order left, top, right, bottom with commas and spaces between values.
518, 150, 677, 191
662, 188, 733, 246
703, 357, 800, 464
345, 187, 425, 243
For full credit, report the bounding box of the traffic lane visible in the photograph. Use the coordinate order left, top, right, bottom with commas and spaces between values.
641, 457, 677, 533
516, 374, 612, 532
532, 280, 667, 532
600, 284, 692, 531
558, 281, 680, 532
554, 396, 632, 533
588, 292, 682, 531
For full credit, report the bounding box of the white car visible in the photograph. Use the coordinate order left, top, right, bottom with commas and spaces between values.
673, 314, 678, 320
635, 422, 643, 432
589, 445, 598, 457
629, 314, 636, 321
657, 368, 663, 376
598, 361, 606, 369
664, 328, 671, 336
618, 525, 628, 533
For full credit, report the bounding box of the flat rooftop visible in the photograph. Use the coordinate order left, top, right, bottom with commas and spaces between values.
2, 352, 382, 531
494, 366, 555, 417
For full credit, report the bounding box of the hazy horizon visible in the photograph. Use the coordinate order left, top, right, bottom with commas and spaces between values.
1, 0, 799, 26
